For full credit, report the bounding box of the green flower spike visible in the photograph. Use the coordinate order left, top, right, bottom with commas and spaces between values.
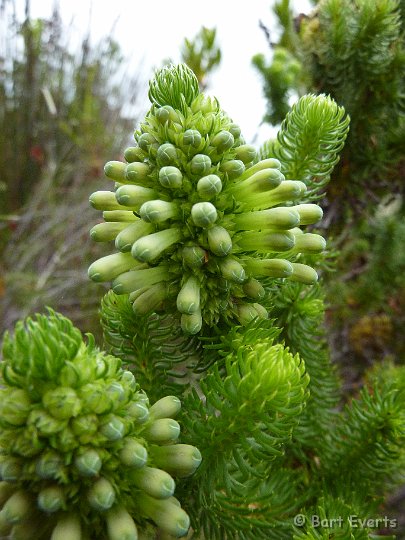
89, 63, 326, 333
0, 312, 201, 539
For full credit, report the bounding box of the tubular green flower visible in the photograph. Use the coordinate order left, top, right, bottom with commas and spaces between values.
131, 228, 182, 263
89, 64, 326, 330
119, 439, 148, 468
0, 312, 199, 539
88, 477, 116, 511
140, 200, 179, 223
90, 222, 129, 242
137, 493, 190, 537
176, 277, 201, 314
125, 162, 150, 184
129, 466, 175, 500
115, 185, 158, 209
106, 507, 139, 540
104, 161, 127, 182
115, 221, 154, 253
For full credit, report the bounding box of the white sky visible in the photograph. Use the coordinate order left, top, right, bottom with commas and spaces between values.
28, 0, 313, 145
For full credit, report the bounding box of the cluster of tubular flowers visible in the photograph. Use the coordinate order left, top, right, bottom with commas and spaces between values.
0, 312, 201, 540
88, 64, 326, 334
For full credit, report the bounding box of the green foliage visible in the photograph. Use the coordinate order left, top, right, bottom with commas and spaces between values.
260, 93, 350, 199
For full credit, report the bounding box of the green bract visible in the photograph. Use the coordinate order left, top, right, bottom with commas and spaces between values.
89, 63, 326, 333
0, 312, 201, 539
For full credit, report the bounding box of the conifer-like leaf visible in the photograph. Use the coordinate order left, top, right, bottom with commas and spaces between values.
260, 94, 350, 199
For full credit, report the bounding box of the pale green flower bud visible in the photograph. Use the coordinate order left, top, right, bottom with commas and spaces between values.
28, 409, 66, 436
207, 225, 233, 257
196, 174, 222, 199
1, 490, 32, 524
235, 144, 257, 163
100, 416, 126, 441
90, 222, 128, 242
106, 507, 139, 540
126, 402, 149, 424
137, 494, 190, 537
290, 263, 318, 284
0, 482, 15, 505
88, 477, 115, 511
35, 451, 64, 480
211, 130, 234, 152
138, 132, 157, 152
182, 129, 202, 148
293, 233, 326, 253
90, 191, 130, 211
104, 161, 127, 182
140, 200, 179, 223
80, 382, 113, 414
182, 245, 206, 267
294, 203, 323, 225
112, 265, 169, 295
228, 123, 241, 139
130, 466, 175, 499
103, 210, 137, 222
237, 303, 261, 325
125, 162, 150, 183
243, 258, 293, 278
150, 444, 202, 477
157, 143, 178, 166
115, 185, 158, 208
37, 485, 65, 513
42, 387, 81, 420
156, 105, 179, 124
143, 419, 180, 443
228, 168, 284, 200
132, 282, 168, 316
191, 202, 218, 227
220, 159, 245, 179
190, 154, 211, 175
74, 449, 102, 477
243, 279, 265, 300
124, 146, 145, 163
71, 414, 98, 442
119, 439, 148, 468
88, 252, 137, 282
176, 277, 200, 314
236, 230, 295, 252
158, 166, 183, 189
0, 457, 22, 482
115, 221, 154, 252
181, 310, 203, 335
131, 228, 182, 263
233, 207, 300, 231
0, 389, 30, 427
237, 158, 281, 182
50, 513, 82, 540
252, 303, 268, 319
149, 396, 181, 420
219, 257, 246, 283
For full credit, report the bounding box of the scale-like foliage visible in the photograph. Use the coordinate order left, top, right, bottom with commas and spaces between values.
260, 93, 350, 199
